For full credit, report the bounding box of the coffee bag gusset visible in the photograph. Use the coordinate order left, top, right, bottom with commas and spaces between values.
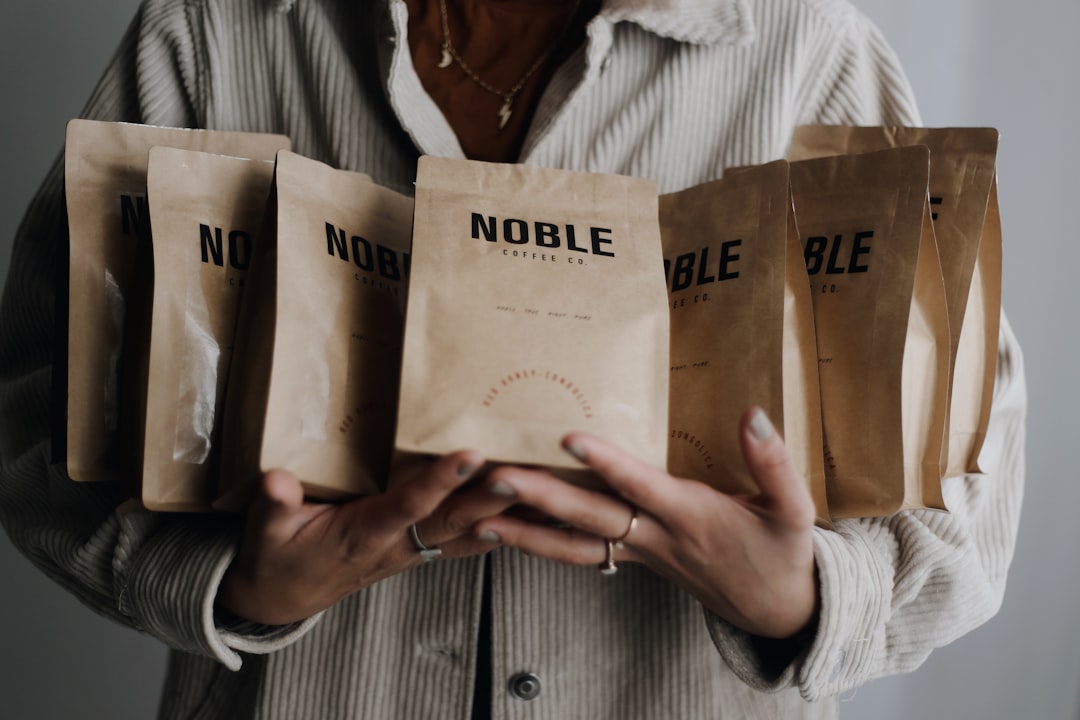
395, 156, 669, 486
216, 150, 407, 508
137, 147, 275, 512
59, 119, 290, 483
661, 160, 828, 526
967, 179, 1002, 469
214, 168, 282, 511
789, 146, 951, 518
789, 125, 1000, 476
782, 188, 830, 527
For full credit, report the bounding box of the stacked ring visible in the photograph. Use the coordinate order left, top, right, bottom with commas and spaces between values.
616, 508, 638, 544
599, 540, 618, 575
598, 507, 638, 576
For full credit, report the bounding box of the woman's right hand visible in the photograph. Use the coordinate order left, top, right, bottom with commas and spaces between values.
217, 450, 509, 626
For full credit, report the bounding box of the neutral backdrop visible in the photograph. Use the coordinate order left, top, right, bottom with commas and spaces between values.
1, 1, 1076, 718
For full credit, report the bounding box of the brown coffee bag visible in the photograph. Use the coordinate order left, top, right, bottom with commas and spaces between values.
59, 120, 289, 482
134, 147, 275, 511
789, 126, 1000, 476
395, 156, 669, 485
789, 146, 950, 517
216, 151, 408, 508
662, 160, 829, 525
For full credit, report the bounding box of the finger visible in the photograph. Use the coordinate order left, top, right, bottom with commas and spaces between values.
738, 407, 814, 528
561, 432, 682, 518
400, 496, 510, 568
482, 465, 640, 543
335, 451, 483, 568
474, 515, 639, 569
415, 473, 521, 547
367, 449, 485, 532
248, 469, 321, 544
417, 528, 503, 563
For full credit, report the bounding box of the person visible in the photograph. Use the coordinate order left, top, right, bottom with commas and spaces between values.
0, 0, 1026, 718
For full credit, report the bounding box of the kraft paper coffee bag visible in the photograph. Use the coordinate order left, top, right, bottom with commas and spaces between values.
789, 126, 1000, 476
789, 146, 950, 517
662, 160, 829, 525
134, 147, 275, 511
216, 151, 407, 508
59, 120, 289, 482
395, 156, 669, 485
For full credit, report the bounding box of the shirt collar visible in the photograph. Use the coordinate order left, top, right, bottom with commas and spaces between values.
598, 0, 754, 46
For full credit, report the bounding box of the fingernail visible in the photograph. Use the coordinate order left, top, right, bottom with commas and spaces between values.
749, 407, 775, 442
564, 440, 587, 463
457, 463, 478, 479
489, 480, 516, 499
476, 529, 501, 543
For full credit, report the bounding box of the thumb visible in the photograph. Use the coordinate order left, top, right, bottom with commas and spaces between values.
247, 469, 309, 544
738, 407, 815, 529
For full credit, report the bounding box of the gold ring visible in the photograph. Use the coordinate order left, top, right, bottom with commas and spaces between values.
615, 507, 638, 543
598, 539, 618, 575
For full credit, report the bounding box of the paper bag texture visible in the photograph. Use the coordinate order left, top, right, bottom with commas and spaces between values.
59, 119, 289, 482
217, 151, 408, 507
135, 147, 275, 511
789, 146, 950, 517
789, 125, 1000, 476
661, 160, 829, 525
395, 156, 669, 484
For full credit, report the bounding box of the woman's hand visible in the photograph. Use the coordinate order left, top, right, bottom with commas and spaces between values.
472, 407, 819, 639
217, 450, 515, 626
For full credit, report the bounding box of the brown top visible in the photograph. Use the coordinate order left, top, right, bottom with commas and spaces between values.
405, 0, 598, 162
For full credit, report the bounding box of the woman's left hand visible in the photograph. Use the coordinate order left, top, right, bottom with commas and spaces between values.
472, 407, 819, 640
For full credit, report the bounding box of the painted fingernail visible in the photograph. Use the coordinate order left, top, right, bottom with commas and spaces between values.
564, 440, 587, 463
477, 529, 501, 543
457, 463, 478, 479
489, 480, 516, 499
749, 407, 775, 442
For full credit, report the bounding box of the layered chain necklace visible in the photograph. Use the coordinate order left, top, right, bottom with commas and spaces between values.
436, 0, 583, 129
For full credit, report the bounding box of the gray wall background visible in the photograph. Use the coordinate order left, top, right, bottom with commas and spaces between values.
0, 1, 1076, 718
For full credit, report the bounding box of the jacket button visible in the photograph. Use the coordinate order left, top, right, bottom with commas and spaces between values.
508, 672, 542, 701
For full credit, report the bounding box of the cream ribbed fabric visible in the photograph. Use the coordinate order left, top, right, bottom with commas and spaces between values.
0, 1, 1025, 718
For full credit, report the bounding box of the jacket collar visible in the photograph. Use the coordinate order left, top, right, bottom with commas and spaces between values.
268, 0, 754, 47
598, 0, 754, 46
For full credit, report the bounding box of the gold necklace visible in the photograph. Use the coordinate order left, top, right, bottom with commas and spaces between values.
436, 0, 582, 129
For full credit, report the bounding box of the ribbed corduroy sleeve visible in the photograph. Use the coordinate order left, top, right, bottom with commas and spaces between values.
0, 0, 317, 673
708, 315, 1025, 699
806, 315, 1024, 698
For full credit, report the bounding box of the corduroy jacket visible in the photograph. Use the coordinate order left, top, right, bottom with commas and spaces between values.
0, 0, 1026, 718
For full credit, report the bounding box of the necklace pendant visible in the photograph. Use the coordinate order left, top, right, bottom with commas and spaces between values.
498, 98, 512, 129
437, 46, 452, 69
